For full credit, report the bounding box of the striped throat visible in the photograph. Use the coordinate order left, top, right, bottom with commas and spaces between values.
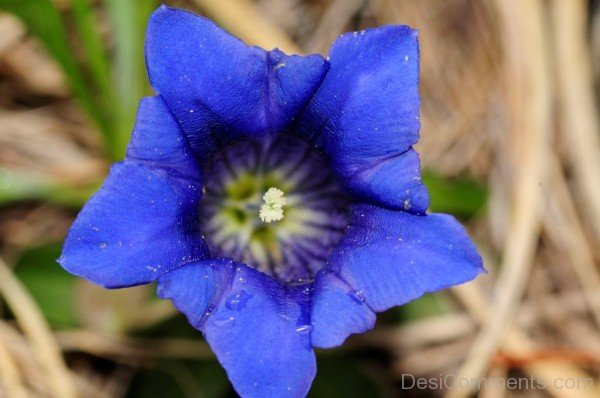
200, 134, 350, 284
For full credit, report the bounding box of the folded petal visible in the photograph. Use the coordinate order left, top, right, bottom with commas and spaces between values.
298, 26, 428, 213
158, 259, 316, 398
327, 204, 484, 312
59, 162, 207, 288
347, 148, 429, 214
145, 6, 328, 160
310, 269, 376, 348
157, 259, 232, 329
126, 96, 201, 179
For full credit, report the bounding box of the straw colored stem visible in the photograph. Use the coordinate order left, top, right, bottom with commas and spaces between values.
55, 330, 213, 361
0, 258, 77, 398
447, 0, 551, 395
551, 0, 600, 242
453, 283, 599, 398
304, 0, 365, 54
191, 0, 301, 54
544, 153, 600, 328
0, 331, 28, 398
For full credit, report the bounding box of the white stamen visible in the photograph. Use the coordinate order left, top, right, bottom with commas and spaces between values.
259, 187, 287, 223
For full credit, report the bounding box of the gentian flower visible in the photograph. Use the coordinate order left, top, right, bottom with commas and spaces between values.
59, 6, 484, 397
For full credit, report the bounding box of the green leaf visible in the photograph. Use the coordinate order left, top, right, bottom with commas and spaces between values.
0, 0, 112, 148
70, 0, 112, 104
14, 244, 80, 328
422, 171, 487, 218
105, 0, 158, 158
0, 168, 99, 207
397, 293, 449, 323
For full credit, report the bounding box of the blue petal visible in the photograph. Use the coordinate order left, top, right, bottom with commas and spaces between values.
327, 204, 484, 312
145, 6, 328, 160
348, 149, 429, 213
126, 96, 200, 179
297, 26, 428, 213
310, 269, 376, 349
59, 162, 207, 288
158, 259, 316, 398
156, 260, 231, 329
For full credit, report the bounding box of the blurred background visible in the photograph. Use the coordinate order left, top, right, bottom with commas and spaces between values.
1, 0, 599, 397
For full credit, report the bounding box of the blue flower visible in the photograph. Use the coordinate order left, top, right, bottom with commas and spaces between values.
59, 6, 484, 397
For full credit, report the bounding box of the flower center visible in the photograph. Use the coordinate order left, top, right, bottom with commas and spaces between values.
200, 134, 350, 283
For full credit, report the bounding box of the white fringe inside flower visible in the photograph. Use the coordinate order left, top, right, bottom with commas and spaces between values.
259, 187, 287, 223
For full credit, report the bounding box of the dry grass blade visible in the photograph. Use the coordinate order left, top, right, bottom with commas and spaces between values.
479, 365, 508, 398
448, 0, 552, 395
452, 283, 599, 398
544, 154, 600, 327
0, 107, 106, 184
516, 291, 600, 326
0, 258, 77, 398
551, 0, 600, 243
304, 0, 365, 54
0, 330, 28, 398
358, 313, 476, 351
0, 13, 25, 54
0, 322, 111, 398
55, 330, 213, 361
394, 338, 472, 376
191, 0, 301, 53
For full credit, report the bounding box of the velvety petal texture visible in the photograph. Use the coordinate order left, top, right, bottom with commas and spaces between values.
59, 162, 207, 288
326, 204, 484, 312
126, 96, 200, 179
349, 148, 429, 213
298, 26, 429, 213
310, 269, 376, 348
158, 259, 316, 398
146, 5, 329, 160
